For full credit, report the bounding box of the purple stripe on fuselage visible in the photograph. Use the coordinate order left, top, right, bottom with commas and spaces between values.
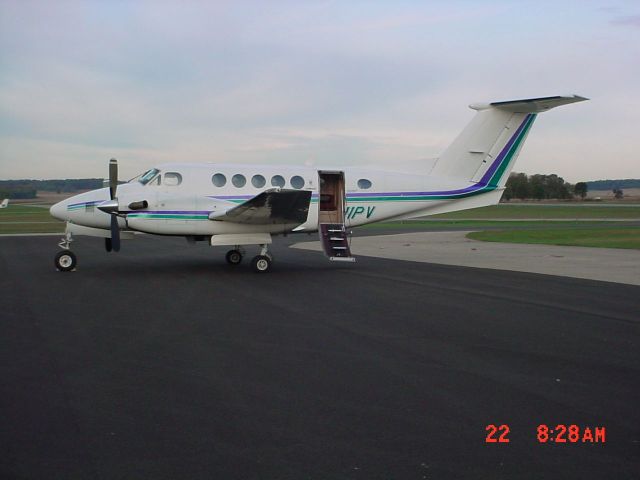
126, 210, 209, 215
348, 114, 532, 198
346, 184, 481, 198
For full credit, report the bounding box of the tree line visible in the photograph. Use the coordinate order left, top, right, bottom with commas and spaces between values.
502, 173, 589, 201
585, 179, 640, 190
0, 179, 104, 199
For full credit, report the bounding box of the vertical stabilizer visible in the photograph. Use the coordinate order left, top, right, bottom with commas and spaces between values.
431, 95, 587, 188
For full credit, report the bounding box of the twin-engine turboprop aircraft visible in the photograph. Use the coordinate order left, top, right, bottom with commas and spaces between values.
50, 95, 587, 272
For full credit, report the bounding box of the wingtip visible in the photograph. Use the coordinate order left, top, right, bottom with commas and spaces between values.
562, 94, 589, 102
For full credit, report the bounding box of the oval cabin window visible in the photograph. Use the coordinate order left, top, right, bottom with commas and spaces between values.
212, 173, 227, 187
357, 178, 372, 189
252, 174, 266, 188
232, 174, 246, 188
271, 175, 285, 188
290, 175, 305, 189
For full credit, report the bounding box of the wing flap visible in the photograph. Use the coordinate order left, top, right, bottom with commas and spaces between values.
209, 188, 312, 225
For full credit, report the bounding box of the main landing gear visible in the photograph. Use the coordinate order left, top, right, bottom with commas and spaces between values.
54, 232, 77, 272
225, 248, 243, 265
224, 244, 273, 273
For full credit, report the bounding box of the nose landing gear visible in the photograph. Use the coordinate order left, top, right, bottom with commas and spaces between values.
54, 231, 77, 272
54, 250, 77, 271
225, 247, 244, 265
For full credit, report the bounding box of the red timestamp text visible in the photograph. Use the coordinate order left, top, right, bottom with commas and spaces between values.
537, 424, 606, 443
485, 424, 606, 444
485, 424, 510, 443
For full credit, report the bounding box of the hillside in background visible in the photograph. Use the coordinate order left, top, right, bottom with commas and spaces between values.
585, 179, 640, 190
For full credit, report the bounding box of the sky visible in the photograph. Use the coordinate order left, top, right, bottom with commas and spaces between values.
0, 0, 638, 183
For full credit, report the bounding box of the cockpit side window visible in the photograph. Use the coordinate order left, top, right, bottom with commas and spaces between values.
139, 168, 160, 185
164, 172, 182, 186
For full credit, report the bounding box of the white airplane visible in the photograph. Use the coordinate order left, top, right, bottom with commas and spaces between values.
0, 199, 9, 209
50, 95, 587, 272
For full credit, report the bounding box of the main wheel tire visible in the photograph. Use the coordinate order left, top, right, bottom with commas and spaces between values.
225, 249, 243, 265
54, 250, 77, 272
251, 255, 271, 273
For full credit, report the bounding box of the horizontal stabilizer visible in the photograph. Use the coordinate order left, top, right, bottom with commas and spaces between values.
209, 188, 312, 225
470, 95, 588, 113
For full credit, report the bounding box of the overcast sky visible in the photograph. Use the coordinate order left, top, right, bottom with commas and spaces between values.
1, 0, 638, 182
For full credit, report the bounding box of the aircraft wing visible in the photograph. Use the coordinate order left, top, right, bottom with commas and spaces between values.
209, 188, 312, 225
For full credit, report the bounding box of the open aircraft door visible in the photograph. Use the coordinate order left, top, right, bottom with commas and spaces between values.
318, 171, 355, 262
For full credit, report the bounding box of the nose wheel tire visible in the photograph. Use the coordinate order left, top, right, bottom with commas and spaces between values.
54, 250, 77, 272
251, 255, 271, 273
225, 249, 243, 265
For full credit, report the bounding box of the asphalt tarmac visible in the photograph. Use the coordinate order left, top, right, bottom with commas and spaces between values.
1, 234, 639, 479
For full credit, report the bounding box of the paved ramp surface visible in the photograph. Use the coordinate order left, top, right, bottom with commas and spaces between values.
1, 236, 639, 479
294, 231, 640, 285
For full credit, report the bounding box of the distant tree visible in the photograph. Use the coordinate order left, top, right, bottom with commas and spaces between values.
506, 172, 530, 200
0, 187, 37, 199
503, 175, 514, 200
529, 175, 546, 200
574, 182, 588, 199
613, 188, 624, 199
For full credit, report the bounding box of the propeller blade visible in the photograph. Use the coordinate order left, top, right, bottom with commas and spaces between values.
110, 214, 121, 252
105, 237, 112, 252
109, 158, 118, 200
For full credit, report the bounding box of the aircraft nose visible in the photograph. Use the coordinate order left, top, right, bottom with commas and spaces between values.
50, 201, 67, 221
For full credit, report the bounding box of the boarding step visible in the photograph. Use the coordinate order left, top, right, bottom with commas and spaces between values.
319, 223, 356, 262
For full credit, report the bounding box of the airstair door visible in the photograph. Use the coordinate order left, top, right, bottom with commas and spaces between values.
318, 171, 355, 262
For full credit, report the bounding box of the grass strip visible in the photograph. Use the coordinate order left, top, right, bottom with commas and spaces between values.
466, 227, 640, 250
361, 220, 631, 230
432, 204, 640, 219
0, 205, 63, 234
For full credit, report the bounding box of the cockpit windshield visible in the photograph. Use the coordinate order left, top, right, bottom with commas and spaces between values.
137, 168, 160, 185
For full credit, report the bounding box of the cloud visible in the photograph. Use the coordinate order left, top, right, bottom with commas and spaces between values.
0, 1, 638, 182
610, 14, 640, 27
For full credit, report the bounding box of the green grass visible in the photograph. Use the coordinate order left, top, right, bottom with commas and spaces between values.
431, 204, 640, 219
0, 205, 64, 233
361, 220, 626, 229
467, 227, 640, 249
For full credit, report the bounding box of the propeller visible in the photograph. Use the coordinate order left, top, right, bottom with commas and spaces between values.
108, 159, 121, 252
98, 158, 148, 252
98, 158, 121, 252
109, 158, 118, 201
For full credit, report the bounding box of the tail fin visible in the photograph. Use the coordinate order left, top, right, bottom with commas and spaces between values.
431, 95, 587, 187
